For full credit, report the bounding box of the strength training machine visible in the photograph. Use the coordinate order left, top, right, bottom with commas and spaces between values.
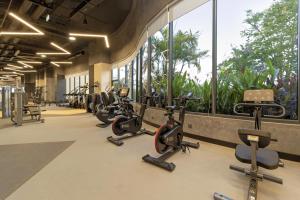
229, 89, 285, 200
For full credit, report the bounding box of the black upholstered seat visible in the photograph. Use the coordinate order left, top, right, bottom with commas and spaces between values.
235, 144, 279, 170
166, 105, 176, 110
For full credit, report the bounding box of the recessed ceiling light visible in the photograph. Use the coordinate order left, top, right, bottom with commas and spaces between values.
0, 12, 44, 36
69, 36, 76, 41
41, 54, 47, 58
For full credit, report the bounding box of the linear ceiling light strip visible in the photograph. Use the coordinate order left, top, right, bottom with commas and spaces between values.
69, 33, 110, 48
36, 42, 71, 55
50, 61, 72, 67
0, 12, 44, 35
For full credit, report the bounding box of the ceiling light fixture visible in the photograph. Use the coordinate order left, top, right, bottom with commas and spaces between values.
50, 61, 73, 67
17, 61, 33, 68
0, 12, 44, 36
36, 42, 71, 55
69, 33, 110, 48
12, 72, 24, 76
46, 14, 50, 22
7, 64, 23, 69
69, 36, 76, 41
4, 67, 36, 73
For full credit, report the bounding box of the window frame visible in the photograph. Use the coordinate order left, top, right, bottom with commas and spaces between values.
114, 0, 300, 124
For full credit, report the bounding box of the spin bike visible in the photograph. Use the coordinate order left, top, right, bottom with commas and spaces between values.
142, 93, 200, 172
107, 96, 155, 146
96, 87, 132, 127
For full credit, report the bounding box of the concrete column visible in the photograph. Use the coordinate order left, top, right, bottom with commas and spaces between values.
93, 63, 112, 92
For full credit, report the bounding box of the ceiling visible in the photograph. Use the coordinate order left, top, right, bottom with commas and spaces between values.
0, 0, 132, 75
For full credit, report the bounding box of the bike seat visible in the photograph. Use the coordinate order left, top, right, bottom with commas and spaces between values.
235, 144, 279, 170
166, 106, 176, 110
107, 105, 117, 109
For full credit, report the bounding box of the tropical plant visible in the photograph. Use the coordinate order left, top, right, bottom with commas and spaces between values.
145, 0, 298, 119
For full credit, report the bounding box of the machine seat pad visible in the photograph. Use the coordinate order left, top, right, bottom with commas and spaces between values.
166, 106, 176, 110
107, 105, 117, 109
235, 144, 279, 170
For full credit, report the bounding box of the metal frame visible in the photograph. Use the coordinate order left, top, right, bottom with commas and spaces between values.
212, 0, 217, 115
130, 60, 134, 99
136, 53, 139, 102
167, 21, 173, 106
117, 68, 120, 85
139, 48, 144, 103
125, 64, 128, 86
298, 0, 300, 124
147, 37, 152, 96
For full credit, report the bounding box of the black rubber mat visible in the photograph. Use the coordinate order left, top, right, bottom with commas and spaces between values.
0, 141, 74, 199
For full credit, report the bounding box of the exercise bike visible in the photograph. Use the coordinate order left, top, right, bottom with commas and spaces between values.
95, 87, 132, 128
142, 93, 200, 172
228, 89, 285, 200
107, 96, 155, 146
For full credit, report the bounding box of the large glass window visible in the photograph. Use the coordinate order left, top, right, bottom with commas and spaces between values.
133, 56, 137, 100
70, 77, 74, 92
127, 62, 133, 98
74, 76, 79, 91
66, 78, 70, 94
142, 41, 149, 95
119, 66, 126, 87
217, 0, 298, 120
151, 25, 169, 107
173, 1, 212, 113
112, 68, 119, 88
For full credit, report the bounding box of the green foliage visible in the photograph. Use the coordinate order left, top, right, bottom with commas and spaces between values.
217, 0, 298, 118
173, 72, 211, 112
149, 0, 298, 119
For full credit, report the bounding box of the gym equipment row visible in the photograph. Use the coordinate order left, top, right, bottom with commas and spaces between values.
93, 88, 286, 200
95, 87, 133, 127
64, 83, 89, 109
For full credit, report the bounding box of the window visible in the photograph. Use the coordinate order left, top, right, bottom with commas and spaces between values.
133, 56, 137, 100
142, 41, 149, 96
70, 77, 74, 92
66, 78, 69, 94
85, 74, 89, 94
119, 66, 126, 87
112, 68, 119, 88
151, 25, 169, 107
173, 1, 212, 113
127, 62, 133, 98
74, 76, 79, 91
217, 0, 298, 120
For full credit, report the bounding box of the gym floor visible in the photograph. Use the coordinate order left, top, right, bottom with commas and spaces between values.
0, 108, 300, 200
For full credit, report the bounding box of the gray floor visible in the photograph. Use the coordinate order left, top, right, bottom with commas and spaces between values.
0, 112, 299, 200
0, 141, 74, 200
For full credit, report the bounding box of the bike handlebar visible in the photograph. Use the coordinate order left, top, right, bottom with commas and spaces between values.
233, 103, 286, 118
